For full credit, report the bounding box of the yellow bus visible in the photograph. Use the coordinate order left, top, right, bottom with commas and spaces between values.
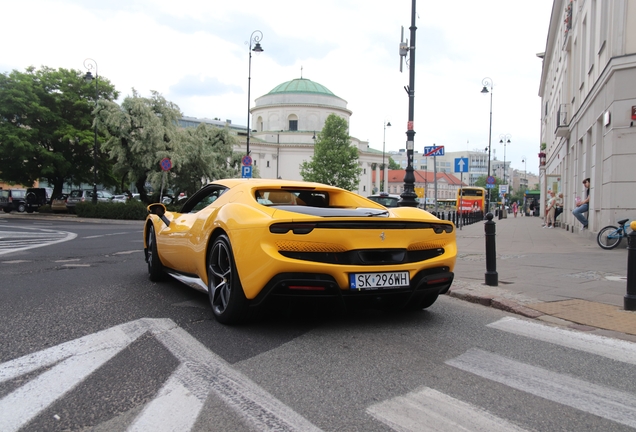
437, 199, 457, 211
456, 187, 486, 213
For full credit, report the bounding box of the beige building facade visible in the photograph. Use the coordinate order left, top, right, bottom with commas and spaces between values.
539, 0, 636, 232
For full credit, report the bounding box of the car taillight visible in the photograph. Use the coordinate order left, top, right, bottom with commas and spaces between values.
270, 223, 316, 234
81, 197, 85, 202
8, 197, 12, 203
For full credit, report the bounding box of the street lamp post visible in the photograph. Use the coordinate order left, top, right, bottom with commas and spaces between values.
398, 0, 418, 207
481, 77, 493, 214
246, 30, 264, 161
521, 156, 527, 216
499, 134, 511, 184
83, 58, 99, 205
382, 121, 391, 193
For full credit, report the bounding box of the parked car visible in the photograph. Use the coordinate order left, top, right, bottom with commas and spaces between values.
66, 189, 113, 212
366, 192, 400, 208
111, 194, 128, 203
25, 188, 50, 213
0, 189, 27, 213
51, 194, 69, 213
144, 179, 457, 324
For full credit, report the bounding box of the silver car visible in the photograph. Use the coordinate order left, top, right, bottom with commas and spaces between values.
66, 189, 113, 212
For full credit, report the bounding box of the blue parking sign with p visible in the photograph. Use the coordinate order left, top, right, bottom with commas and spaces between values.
241, 165, 252, 178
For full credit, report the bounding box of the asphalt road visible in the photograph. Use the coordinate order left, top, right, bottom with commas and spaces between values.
1, 216, 635, 431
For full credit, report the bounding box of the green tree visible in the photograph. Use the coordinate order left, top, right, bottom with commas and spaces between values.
388, 157, 400, 170
0, 66, 118, 197
473, 175, 501, 204
167, 124, 237, 197
299, 114, 361, 190
96, 90, 181, 202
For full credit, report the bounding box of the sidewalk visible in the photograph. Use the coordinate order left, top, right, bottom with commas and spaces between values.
450, 213, 636, 341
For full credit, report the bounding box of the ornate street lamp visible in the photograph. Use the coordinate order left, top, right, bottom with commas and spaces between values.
382, 121, 391, 193
83, 58, 99, 205
246, 30, 264, 164
521, 156, 527, 190
481, 77, 493, 213
499, 133, 511, 184
398, 0, 418, 207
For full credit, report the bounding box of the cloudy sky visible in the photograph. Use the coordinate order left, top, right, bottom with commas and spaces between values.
2, 0, 553, 174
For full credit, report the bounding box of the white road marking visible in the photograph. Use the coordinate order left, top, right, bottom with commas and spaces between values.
113, 250, 142, 255
1, 260, 31, 264
0, 318, 322, 432
83, 232, 130, 239
0, 321, 148, 432
62, 264, 91, 267
487, 317, 636, 365
367, 387, 528, 432
446, 348, 636, 429
54, 259, 82, 263
0, 226, 77, 256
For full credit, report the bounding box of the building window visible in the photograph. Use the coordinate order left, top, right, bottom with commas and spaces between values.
363, 185, 366, 192
363, 168, 366, 174
266, 161, 270, 168
289, 120, 298, 131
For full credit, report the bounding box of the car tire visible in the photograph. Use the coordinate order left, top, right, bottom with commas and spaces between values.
17, 203, 26, 213
146, 225, 165, 281
26, 206, 34, 214
207, 234, 248, 324
2, 208, 10, 213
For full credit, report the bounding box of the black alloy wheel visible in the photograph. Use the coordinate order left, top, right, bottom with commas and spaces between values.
146, 225, 165, 281
207, 234, 248, 324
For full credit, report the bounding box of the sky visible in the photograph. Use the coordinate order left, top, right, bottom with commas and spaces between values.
1, 0, 554, 174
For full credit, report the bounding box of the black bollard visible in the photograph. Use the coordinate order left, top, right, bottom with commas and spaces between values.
485, 212, 498, 286
625, 221, 636, 310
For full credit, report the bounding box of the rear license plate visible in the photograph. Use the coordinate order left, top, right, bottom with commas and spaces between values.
349, 272, 410, 290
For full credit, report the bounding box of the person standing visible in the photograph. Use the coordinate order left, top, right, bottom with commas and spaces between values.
544, 190, 557, 228
512, 201, 518, 217
573, 178, 590, 230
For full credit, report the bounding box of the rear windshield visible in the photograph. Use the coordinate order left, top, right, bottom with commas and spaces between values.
256, 190, 329, 207
367, 196, 399, 207
10, 190, 26, 198
70, 190, 84, 198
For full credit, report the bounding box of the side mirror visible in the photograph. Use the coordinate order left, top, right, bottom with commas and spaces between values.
148, 203, 170, 227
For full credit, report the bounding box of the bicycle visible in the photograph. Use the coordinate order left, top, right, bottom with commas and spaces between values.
596, 218, 632, 249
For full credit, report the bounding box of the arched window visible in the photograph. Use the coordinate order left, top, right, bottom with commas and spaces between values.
288, 114, 298, 131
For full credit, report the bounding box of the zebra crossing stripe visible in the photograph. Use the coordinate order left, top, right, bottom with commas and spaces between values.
0, 321, 148, 432
487, 317, 636, 365
0, 318, 321, 432
127, 364, 206, 432
446, 348, 636, 429
367, 387, 529, 432
0, 227, 77, 256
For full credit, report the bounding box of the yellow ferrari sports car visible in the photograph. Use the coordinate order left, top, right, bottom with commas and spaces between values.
144, 178, 457, 324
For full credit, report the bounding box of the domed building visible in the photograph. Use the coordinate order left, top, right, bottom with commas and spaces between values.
239, 77, 384, 195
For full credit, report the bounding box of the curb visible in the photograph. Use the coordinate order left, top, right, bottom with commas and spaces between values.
446, 288, 544, 318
